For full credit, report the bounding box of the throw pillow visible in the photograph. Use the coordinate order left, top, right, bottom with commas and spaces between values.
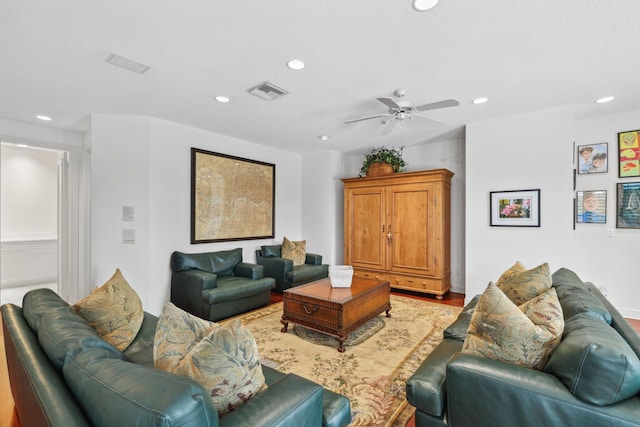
73, 268, 144, 351
496, 262, 552, 306
282, 236, 306, 266
153, 302, 219, 372
462, 282, 563, 370
154, 304, 265, 416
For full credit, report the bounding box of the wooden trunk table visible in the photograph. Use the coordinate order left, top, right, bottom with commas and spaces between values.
281, 277, 391, 352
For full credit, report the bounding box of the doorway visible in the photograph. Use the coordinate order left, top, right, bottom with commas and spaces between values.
0, 142, 67, 305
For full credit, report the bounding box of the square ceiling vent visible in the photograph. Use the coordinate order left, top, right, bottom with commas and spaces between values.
247, 81, 289, 101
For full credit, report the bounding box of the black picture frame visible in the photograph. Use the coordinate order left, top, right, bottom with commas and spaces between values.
616, 181, 640, 229
490, 189, 541, 227
191, 148, 275, 243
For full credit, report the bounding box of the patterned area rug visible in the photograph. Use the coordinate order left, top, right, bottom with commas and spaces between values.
229, 295, 461, 427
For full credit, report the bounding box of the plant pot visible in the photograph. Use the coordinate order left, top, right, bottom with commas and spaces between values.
367, 162, 394, 177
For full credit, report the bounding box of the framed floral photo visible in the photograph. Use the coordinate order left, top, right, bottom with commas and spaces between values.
490, 189, 540, 227
576, 190, 607, 224
577, 143, 608, 174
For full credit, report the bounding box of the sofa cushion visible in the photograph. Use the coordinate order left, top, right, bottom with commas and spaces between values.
496, 262, 552, 305
171, 248, 242, 276
552, 267, 612, 324
462, 282, 563, 370
22, 288, 70, 332
545, 312, 640, 405
282, 237, 306, 266
64, 343, 216, 427
154, 302, 218, 371
154, 303, 265, 416
38, 306, 111, 371
261, 245, 282, 257
73, 268, 144, 351
286, 264, 329, 284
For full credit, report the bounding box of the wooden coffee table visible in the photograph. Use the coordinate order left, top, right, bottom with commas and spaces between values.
281, 277, 391, 352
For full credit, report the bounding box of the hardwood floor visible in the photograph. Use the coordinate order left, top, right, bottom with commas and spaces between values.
1, 290, 638, 427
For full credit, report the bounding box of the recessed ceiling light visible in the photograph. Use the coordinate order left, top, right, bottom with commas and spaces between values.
287, 59, 305, 70
215, 96, 230, 103
36, 115, 52, 121
595, 96, 614, 104
318, 135, 329, 141
412, 0, 439, 11
472, 97, 488, 104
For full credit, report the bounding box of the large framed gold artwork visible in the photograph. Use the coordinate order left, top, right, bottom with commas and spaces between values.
191, 148, 275, 243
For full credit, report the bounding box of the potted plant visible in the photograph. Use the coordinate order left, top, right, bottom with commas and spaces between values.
359, 146, 406, 177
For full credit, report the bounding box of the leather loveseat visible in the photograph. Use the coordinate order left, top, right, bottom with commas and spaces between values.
171, 248, 275, 321
255, 244, 328, 293
1, 288, 352, 427
406, 268, 640, 427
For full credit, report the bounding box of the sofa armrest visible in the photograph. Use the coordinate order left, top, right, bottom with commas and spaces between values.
220, 373, 323, 427
256, 255, 291, 287
446, 353, 640, 427
305, 253, 322, 266
234, 262, 264, 280
171, 270, 217, 319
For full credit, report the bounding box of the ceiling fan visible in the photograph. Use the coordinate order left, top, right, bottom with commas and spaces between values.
345, 89, 459, 136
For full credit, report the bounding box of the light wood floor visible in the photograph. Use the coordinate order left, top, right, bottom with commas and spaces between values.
2, 291, 639, 427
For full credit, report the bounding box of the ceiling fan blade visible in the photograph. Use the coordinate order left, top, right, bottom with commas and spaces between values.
345, 113, 389, 124
415, 99, 460, 112
414, 114, 445, 127
380, 118, 398, 136
377, 97, 401, 110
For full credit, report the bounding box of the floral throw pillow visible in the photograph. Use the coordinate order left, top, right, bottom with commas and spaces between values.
154, 303, 265, 416
282, 236, 306, 266
73, 268, 144, 351
462, 282, 564, 370
496, 262, 552, 306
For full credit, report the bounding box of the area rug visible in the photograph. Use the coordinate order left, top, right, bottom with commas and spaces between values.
228, 295, 461, 427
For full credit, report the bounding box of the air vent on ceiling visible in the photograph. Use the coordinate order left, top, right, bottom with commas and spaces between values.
247, 81, 289, 101
105, 53, 150, 75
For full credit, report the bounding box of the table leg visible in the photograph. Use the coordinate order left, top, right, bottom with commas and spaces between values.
337, 338, 345, 353
280, 318, 289, 333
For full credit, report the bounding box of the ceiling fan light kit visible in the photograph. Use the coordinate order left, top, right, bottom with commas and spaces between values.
345, 88, 459, 136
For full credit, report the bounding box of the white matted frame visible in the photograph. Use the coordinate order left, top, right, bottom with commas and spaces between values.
490, 189, 541, 227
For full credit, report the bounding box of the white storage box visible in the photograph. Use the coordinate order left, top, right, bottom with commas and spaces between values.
329, 265, 353, 288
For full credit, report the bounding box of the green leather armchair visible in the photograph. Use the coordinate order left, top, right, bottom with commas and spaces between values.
170, 248, 275, 321
255, 244, 329, 293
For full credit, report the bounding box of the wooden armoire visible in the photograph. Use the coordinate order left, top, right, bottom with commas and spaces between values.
341, 169, 453, 299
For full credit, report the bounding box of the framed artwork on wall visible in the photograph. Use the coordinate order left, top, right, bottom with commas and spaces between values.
191, 148, 275, 243
576, 190, 607, 224
577, 143, 608, 174
616, 182, 640, 229
618, 130, 640, 178
490, 189, 540, 227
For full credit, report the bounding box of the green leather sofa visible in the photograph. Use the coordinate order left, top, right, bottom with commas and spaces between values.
255, 245, 329, 293
171, 248, 275, 321
2, 288, 352, 427
406, 268, 640, 427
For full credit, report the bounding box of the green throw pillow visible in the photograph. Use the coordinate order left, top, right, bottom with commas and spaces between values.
463, 282, 564, 370
154, 303, 265, 416
73, 269, 144, 351
496, 262, 552, 306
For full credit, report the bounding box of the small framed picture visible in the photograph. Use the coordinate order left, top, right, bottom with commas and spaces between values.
616, 182, 640, 229
490, 189, 540, 227
577, 143, 608, 174
618, 130, 640, 178
576, 190, 607, 224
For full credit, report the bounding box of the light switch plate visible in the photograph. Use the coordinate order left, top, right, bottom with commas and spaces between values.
122, 229, 135, 244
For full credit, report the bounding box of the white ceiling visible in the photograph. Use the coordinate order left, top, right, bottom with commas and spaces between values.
2, 1, 640, 154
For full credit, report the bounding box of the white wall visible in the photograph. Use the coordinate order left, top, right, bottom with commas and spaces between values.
91, 114, 306, 315
342, 134, 466, 293
574, 110, 640, 318
466, 107, 640, 319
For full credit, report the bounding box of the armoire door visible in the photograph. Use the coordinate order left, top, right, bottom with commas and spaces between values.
387, 182, 436, 276
344, 187, 386, 271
